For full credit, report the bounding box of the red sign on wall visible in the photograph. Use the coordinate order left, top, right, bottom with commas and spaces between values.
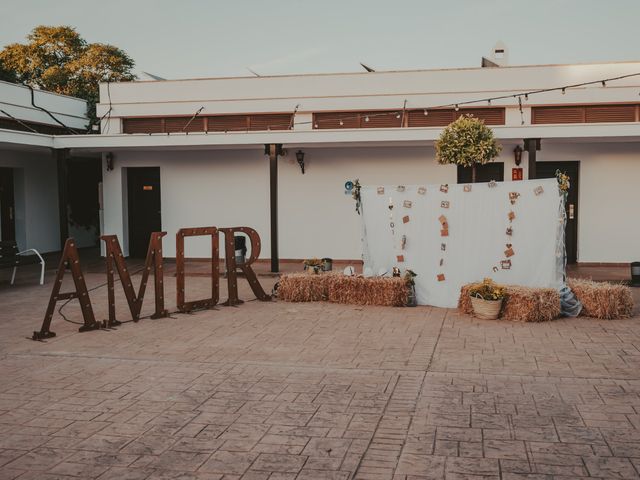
512, 168, 523, 181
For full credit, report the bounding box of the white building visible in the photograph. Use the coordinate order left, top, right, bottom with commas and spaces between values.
2, 59, 640, 267
0, 81, 91, 253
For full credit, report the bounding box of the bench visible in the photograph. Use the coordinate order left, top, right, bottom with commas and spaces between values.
0, 241, 45, 285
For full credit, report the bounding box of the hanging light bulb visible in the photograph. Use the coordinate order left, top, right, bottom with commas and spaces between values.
601, 80, 606, 87
423, 109, 429, 116
364, 116, 370, 122
524, 93, 529, 101
396, 113, 401, 119
339, 119, 344, 126
561, 88, 566, 95
314, 123, 318, 128
454, 104, 459, 111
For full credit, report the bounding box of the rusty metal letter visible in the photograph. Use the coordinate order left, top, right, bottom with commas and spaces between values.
176, 227, 219, 312
33, 238, 98, 339
219, 227, 271, 306
100, 232, 168, 326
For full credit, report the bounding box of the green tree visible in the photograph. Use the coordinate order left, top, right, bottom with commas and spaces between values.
0, 25, 136, 125
435, 114, 502, 182
0, 58, 16, 82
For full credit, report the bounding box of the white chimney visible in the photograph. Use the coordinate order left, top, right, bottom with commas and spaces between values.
490, 41, 509, 66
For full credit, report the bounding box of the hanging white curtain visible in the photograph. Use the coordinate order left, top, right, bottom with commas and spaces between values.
360, 178, 564, 308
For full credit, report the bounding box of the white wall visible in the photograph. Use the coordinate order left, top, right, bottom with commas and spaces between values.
0, 81, 88, 130
102, 142, 640, 263
537, 142, 640, 263
0, 148, 60, 253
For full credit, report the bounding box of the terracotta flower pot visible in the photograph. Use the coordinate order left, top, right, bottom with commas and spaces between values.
470, 296, 503, 320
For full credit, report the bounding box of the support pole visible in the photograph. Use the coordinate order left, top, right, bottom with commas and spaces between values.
524, 138, 540, 180
55, 149, 70, 248
265, 144, 282, 273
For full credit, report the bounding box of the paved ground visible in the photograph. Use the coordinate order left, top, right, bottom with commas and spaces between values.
1, 264, 640, 480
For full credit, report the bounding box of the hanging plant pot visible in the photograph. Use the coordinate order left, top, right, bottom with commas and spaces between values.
470, 296, 503, 320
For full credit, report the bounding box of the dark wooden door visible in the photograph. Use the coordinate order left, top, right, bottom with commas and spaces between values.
127, 167, 161, 258
457, 162, 504, 183
536, 161, 579, 264
0, 168, 15, 241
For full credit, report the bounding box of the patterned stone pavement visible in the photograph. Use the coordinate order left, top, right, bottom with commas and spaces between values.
1, 269, 640, 479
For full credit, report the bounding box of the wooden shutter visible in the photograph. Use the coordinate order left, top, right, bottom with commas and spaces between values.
358, 111, 402, 128
249, 114, 292, 131
122, 117, 164, 133
585, 105, 636, 123
164, 117, 205, 133
456, 108, 505, 125
313, 112, 360, 129
532, 106, 585, 124
408, 109, 455, 127
206, 115, 249, 132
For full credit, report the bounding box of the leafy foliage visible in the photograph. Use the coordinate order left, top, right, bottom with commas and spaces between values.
0, 26, 136, 123
435, 114, 502, 168
0, 58, 16, 82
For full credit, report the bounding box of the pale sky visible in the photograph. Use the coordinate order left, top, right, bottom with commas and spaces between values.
1, 0, 638, 80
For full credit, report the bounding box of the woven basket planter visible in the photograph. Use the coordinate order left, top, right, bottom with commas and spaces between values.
470, 296, 503, 320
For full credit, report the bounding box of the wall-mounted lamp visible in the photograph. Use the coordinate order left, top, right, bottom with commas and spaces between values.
295, 150, 305, 174
105, 152, 115, 171
513, 145, 523, 166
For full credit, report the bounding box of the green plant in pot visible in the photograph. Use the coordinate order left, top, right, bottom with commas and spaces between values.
468, 278, 506, 320
435, 114, 502, 183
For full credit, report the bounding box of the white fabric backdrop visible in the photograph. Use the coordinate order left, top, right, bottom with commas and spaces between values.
360, 178, 564, 308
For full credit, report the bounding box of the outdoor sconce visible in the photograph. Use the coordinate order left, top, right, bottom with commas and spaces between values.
105, 152, 115, 171
295, 150, 305, 174
513, 145, 523, 166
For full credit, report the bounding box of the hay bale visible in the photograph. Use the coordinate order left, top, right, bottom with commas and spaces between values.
278, 273, 408, 306
500, 286, 560, 322
327, 275, 408, 306
568, 278, 634, 319
277, 273, 333, 302
459, 283, 560, 322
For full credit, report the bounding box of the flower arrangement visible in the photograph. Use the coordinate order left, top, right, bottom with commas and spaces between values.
435, 115, 502, 181
555, 169, 570, 194
468, 278, 506, 301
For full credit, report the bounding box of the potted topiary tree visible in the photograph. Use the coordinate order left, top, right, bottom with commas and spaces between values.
435, 114, 502, 182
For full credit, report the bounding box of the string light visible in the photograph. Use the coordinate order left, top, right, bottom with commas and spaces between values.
396, 113, 401, 119
192, 72, 640, 132
339, 119, 344, 126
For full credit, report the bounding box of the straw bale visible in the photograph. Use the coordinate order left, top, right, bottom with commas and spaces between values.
459, 283, 560, 322
568, 278, 634, 319
277, 273, 333, 302
327, 275, 408, 306
278, 273, 408, 306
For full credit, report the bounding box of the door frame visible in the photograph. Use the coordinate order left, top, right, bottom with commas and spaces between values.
126, 167, 162, 258
0, 167, 16, 241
